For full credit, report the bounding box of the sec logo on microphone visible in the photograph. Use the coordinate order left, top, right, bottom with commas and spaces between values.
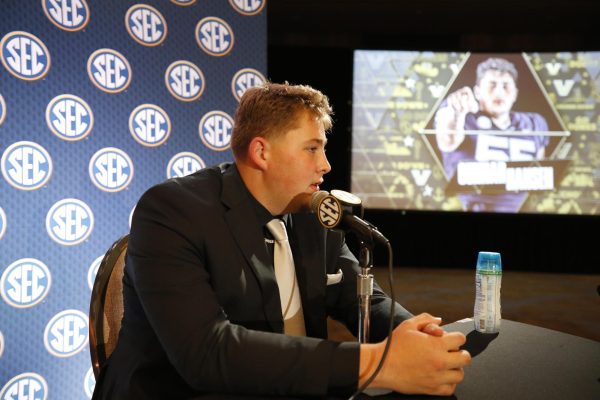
318, 196, 342, 228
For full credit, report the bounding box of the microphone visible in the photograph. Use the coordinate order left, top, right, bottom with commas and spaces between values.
310, 190, 389, 245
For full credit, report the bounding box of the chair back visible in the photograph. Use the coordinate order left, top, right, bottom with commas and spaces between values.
89, 234, 129, 378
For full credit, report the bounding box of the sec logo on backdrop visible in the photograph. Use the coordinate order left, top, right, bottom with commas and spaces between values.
125, 4, 167, 47
87, 255, 103, 291
89, 147, 134, 192
0, 93, 6, 126
231, 68, 266, 101
1, 258, 52, 308
171, 0, 197, 5
87, 49, 132, 93
0, 31, 51, 81
165, 60, 205, 101
1, 141, 53, 191
167, 152, 205, 178
84, 366, 95, 398
43, 0, 90, 31
129, 104, 171, 147
195, 17, 234, 56
199, 111, 233, 151
0, 206, 6, 240
44, 309, 89, 357
229, 0, 266, 15
46, 198, 94, 246
46, 94, 94, 141
0, 373, 48, 400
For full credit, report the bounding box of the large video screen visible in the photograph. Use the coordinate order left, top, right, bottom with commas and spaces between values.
351, 51, 600, 215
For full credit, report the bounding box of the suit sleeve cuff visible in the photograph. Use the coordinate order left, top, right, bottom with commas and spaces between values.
328, 341, 360, 396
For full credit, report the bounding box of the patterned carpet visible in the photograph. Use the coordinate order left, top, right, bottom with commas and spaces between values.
328, 267, 600, 343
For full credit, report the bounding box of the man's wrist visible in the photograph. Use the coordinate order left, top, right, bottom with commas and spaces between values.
358, 342, 385, 388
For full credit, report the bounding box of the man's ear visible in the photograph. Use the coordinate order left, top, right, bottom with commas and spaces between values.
247, 136, 269, 170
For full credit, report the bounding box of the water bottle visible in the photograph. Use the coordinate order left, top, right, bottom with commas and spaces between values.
474, 251, 502, 333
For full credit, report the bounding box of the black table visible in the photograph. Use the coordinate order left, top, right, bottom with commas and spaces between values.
196, 319, 600, 399
417, 318, 600, 400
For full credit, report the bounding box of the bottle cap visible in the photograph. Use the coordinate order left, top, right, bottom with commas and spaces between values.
476, 251, 502, 272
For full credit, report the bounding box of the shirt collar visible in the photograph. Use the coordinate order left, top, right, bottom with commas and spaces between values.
234, 164, 288, 229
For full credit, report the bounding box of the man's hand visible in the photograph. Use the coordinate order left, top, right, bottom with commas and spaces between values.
434, 86, 479, 152
359, 313, 471, 396
421, 316, 445, 337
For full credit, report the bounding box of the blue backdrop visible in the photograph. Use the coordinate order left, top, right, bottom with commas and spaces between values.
0, 1, 266, 398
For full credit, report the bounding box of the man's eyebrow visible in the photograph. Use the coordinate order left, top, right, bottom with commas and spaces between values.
305, 138, 328, 146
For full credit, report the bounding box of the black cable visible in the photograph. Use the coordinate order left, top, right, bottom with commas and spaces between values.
347, 241, 395, 400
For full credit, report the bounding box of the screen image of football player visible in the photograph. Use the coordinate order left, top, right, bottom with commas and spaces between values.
434, 57, 549, 212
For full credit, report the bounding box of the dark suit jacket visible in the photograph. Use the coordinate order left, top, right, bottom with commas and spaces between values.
92, 163, 412, 399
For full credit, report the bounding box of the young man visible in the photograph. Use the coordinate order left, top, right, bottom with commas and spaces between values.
435, 57, 549, 212
93, 82, 470, 399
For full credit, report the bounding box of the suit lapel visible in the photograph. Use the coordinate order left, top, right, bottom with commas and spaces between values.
220, 165, 283, 333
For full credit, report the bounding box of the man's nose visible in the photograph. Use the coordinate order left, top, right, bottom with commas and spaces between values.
492, 85, 506, 96
320, 153, 331, 174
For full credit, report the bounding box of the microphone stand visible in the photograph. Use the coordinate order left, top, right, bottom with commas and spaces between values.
357, 241, 374, 343
354, 229, 393, 397
351, 217, 387, 343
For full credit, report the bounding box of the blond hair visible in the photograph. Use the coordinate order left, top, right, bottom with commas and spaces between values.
231, 82, 333, 159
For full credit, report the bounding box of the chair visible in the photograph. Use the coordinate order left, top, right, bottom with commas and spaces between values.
89, 234, 129, 378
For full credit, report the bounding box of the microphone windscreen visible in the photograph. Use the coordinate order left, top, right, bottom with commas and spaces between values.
310, 190, 330, 213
